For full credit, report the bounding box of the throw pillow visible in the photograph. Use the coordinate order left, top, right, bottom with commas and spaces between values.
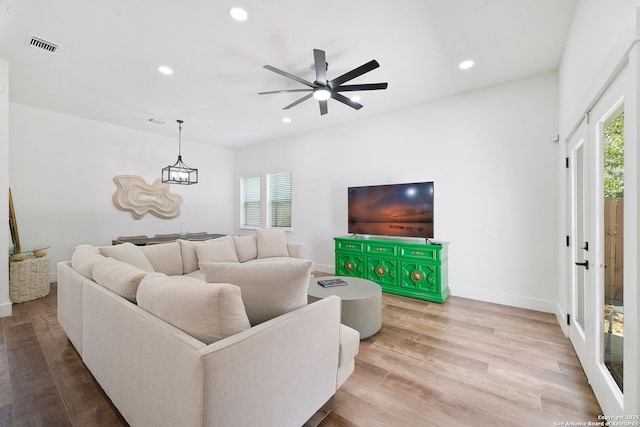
200, 260, 313, 326
71, 244, 105, 280
140, 242, 183, 276
195, 240, 239, 263
178, 236, 237, 274
137, 273, 251, 344
92, 257, 148, 303
232, 235, 258, 262
256, 229, 289, 258
100, 242, 154, 272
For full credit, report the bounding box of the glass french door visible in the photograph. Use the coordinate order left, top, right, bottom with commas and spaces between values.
567, 66, 627, 416
589, 70, 626, 413
568, 119, 589, 370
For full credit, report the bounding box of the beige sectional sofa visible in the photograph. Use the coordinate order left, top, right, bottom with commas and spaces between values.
57, 230, 360, 427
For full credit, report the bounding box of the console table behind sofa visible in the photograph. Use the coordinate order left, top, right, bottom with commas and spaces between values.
112, 233, 225, 246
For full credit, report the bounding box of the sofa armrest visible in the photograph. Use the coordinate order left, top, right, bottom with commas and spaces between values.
199, 295, 342, 427
337, 324, 360, 388
57, 261, 85, 355
287, 241, 305, 259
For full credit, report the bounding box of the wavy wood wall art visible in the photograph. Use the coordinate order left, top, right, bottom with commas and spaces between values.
112, 175, 183, 220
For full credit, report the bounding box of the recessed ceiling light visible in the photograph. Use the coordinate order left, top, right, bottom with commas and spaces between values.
229, 7, 248, 21
282, 117, 291, 123
158, 66, 173, 75
350, 95, 361, 102
459, 60, 475, 70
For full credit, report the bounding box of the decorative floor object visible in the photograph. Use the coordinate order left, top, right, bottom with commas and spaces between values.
9, 255, 50, 303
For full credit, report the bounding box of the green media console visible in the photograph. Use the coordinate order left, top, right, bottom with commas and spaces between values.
334, 236, 449, 303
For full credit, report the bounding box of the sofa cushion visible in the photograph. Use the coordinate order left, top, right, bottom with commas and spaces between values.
232, 235, 258, 262
140, 242, 183, 276
100, 242, 154, 272
185, 270, 205, 281
92, 257, 148, 303
178, 236, 237, 274
195, 239, 239, 263
200, 260, 313, 326
256, 229, 290, 258
137, 273, 251, 344
71, 244, 105, 280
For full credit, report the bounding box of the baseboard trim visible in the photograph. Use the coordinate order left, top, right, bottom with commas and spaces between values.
450, 284, 557, 314
0, 301, 12, 318
554, 302, 569, 337
313, 263, 334, 275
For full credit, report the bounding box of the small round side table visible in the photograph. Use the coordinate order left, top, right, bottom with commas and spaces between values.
9, 246, 50, 303
308, 276, 382, 339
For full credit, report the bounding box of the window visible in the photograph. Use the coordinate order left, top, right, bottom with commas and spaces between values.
267, 171, 292, 228
241, 171, 292, 229
241, 175, 261, 227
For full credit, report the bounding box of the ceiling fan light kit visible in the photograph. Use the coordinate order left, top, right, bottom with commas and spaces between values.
259, 48, 388, 115
313, 89, 331, 101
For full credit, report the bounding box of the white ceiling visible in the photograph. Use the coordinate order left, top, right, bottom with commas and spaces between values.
0, 0, 577, 149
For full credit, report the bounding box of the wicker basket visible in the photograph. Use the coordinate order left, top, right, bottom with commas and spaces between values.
9, 255, 50, 303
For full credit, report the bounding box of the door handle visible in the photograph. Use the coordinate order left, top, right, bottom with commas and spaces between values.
575, 260, 589, 270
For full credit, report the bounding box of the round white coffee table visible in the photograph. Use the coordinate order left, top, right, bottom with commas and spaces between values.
308, 276, 382, 339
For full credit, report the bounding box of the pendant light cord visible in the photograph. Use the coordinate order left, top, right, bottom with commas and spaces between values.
177, 119, 184, 157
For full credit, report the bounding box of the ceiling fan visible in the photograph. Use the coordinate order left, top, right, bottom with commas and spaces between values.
258, 49, 388, 115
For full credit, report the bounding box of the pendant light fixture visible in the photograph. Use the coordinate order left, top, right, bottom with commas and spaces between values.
161, 119, 198, 185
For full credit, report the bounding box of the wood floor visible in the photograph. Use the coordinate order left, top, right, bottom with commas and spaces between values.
1, 282, 601, 427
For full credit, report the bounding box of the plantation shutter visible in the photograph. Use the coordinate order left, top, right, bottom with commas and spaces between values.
268, 171, 292, 228
241, 176, 261, 227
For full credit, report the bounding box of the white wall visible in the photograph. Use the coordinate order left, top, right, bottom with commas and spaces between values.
0, 60, 9, 317
235, 71, 560, 312
559, 0, 640, 136
9, 103, 234, 280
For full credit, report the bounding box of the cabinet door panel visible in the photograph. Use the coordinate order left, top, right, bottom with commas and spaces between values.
336, 253, 364, 276
400, 261, 438, 293
366, 257, 397, 287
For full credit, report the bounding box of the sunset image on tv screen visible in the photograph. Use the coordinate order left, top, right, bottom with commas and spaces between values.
348, 182, 434, 238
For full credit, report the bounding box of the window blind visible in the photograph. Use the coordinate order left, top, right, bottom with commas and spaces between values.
267, 171, 292, 228
241, 175, 261, 227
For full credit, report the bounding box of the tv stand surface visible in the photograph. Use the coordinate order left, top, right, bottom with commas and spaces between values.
334, 236, 449, 303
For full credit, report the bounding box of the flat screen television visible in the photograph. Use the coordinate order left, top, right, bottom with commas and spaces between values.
348, 181, 434, 239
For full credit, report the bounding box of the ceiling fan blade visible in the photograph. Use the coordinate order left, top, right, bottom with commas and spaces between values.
313, 49, 327, 85
283, 93, 313, 110
263, 65, 315, 88
258, 89, 313, 95
331, 92, 363, 110
328, 60, 380, 89
319, 100, 328, 115
334, 83, 388, 92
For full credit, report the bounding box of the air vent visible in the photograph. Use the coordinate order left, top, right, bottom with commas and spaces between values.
25, 34, 60, 54
147, 118, 166, 125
